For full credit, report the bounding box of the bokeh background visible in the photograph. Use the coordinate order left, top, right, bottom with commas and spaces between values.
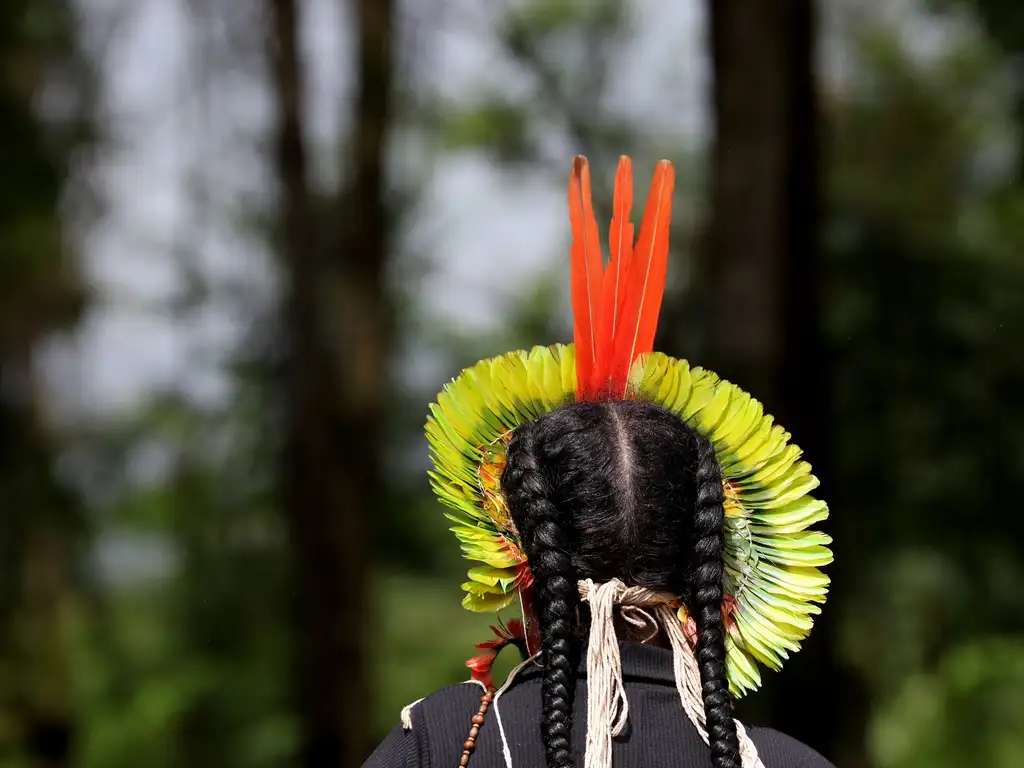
3, 0, 1024, 766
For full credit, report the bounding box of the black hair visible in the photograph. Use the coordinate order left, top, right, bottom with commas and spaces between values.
501, 400, 740, 768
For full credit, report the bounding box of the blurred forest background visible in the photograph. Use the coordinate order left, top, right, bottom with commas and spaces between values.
2, 0, 1023, 767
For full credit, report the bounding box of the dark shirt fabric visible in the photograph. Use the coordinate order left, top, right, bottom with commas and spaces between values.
364, 642, 835, 768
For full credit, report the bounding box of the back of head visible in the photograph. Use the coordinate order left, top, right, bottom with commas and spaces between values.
501, 400, 739, 768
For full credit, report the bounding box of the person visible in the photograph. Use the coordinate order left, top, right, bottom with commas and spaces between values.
364, 157, 835, 768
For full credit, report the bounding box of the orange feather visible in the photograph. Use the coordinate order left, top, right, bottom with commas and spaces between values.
609, 160, 675, 392
594, 156, 634, 394
568, 156, 605, 396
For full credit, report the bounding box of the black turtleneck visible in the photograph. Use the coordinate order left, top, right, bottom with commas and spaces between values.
363, 642, 836, 768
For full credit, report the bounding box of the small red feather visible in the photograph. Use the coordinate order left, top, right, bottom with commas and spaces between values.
609, 160, 675, 392
568, 156, 605, 397
594, 156, 634, 395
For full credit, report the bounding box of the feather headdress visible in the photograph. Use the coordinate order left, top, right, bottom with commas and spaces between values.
425, 156, 832, 696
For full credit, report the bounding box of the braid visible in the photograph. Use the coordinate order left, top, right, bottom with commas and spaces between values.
504, 421, 579, 768
691, 433, 741, 768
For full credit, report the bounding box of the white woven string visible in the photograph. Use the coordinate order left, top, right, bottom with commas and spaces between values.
578, 579, 765, 768
579, 579, 667, 768
657, 604, 764, 766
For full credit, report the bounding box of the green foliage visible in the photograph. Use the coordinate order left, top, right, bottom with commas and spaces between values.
824, 11, 1024, 765
870, 637, 1024, 767
72, 587, 297, 768
441, 99, 532, 162
370, 574, 521, 741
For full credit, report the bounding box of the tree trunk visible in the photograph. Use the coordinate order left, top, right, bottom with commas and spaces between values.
22, 525, 74, 768
268, 0, 393, 766
705, 1, 863, 763
0, 1, 89, 764
0, 356, 77, 768
705, 0, 791, 409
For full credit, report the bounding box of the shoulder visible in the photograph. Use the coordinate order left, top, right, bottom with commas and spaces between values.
363, 722, 424, 768
747, 726, 837, 768
363, 683, 487, 768
412, 682, 490, 726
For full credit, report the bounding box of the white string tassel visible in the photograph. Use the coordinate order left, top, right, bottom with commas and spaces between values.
582, 580, 632, 768
400, 697, 424, 730
579, 579, 668, 768
575, 579, 765, 768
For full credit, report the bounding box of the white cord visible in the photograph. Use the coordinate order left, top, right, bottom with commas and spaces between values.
493, 654, 540, 768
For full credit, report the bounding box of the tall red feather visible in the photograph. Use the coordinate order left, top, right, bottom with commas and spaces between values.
594, 156, 634, 394
568, 156, 605, 397
608, 160, 675, 392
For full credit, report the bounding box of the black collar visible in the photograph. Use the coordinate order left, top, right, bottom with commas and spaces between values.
514, 641, 676, 687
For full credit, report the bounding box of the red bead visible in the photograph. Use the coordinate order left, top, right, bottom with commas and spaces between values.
464, 739, 476, 752
471, 713, 486, 725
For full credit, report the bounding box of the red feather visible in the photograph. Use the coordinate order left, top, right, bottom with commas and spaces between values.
568, 156, 605, 396
609, 160, 675, 392
594, 156, 634, 394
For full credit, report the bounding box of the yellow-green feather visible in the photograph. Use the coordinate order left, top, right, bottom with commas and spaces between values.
426, 343, 832, 697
